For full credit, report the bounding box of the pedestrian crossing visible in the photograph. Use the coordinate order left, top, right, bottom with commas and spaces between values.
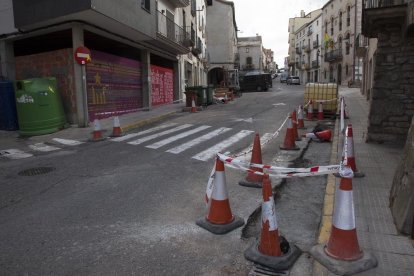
1, 123, 273, 162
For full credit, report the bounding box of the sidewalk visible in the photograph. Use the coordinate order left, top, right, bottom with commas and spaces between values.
313, 87, 414, 276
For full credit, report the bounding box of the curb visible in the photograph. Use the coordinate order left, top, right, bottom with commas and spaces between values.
311, 116, 340, 276
121, 111, 179, 133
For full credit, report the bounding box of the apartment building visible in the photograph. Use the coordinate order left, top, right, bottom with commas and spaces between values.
238, 36, 264, 73
321, 0, 363, 85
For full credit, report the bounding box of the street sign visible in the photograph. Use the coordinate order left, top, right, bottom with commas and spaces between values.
74, 46, 91, 65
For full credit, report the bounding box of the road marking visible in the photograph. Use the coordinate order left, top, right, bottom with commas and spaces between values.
128, 124, 193, 145
29, 143, 61, 152
0, 149, 33, 159
234, 132, 274, 160
52, 138, 84, 146
192, 130, 254, 161
166, 127, 232, 154
273, 103, 286, 106
232, 118, 253, 123
111, 123, 178, 142
146, 125, 211, 149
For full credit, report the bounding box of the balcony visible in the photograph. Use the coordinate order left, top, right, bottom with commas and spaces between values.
307, 29, 313, 36
313, 40, 319, 48
242, 64, 255, 70
296, 47, 302, 54
156, 10, 190, 54
312, 60, 318, 68
192, 37, 202, 56
355, 33, 368, 57
304, 63, 311, 70
324, 49, 343, 62
168, 0, 190, 8
362, 0, 409, 37
304, 44, 311, 52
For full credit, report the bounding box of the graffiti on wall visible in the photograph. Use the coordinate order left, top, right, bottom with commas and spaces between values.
151, 65, 174, 106
86, 50, 143, 121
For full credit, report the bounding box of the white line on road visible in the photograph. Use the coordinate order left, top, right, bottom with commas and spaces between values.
128, 124, 193, 145
192, 130, 254, 161
52, 138, 84, 146
146, 125, 211, 149
110, 123, 178, 142
166, 127, 232, 154
29, 143, 61, 152
0, 149, 33, 159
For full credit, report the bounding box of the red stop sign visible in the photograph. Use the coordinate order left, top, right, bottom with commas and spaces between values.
74, 46, 91, 65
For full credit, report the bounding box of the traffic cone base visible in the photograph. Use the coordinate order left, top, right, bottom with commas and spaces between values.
244, 241, 301, 271
297, 106, 305, 129
111, 116, 123, 137
310, 244, 378, 276
239, 133, 264, 188
196, 215, 244, 235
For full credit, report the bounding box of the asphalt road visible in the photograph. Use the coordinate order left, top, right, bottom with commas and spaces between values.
0, 80, 331, 275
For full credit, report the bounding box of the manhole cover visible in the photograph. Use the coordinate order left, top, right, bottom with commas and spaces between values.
18, 167, 56, 176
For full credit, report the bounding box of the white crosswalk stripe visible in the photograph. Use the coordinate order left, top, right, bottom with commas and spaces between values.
29, 143, 61, 152
52, 138, 84, 146
0, 149, 33, 159
146, 125, 211, 149
111, 123, 178, 142
166, 127, 232, 154
127, 124, 193, 145
192, 130, 254, 161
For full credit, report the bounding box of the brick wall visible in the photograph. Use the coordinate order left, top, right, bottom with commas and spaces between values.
15, 48, 77, 124
367, 25, 414, 144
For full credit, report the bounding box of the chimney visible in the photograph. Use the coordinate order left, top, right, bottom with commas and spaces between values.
301, 10, 305, 17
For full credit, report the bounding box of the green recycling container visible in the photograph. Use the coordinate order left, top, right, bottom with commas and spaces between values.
185, 86, 209, 106
14, 77, 66, 136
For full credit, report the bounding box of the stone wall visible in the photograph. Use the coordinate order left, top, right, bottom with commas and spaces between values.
390, 116, 414, 235
367, 25, 414, 144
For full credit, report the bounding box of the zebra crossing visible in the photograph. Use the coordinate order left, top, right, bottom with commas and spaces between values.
1, 123, 273, 162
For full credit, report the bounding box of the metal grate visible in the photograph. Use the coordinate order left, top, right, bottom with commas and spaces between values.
249, 264, 289, 276
18, 167, 56, 176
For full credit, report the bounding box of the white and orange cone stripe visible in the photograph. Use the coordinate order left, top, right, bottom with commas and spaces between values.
191, 96, 197, 113
206, 157, 234, 225
92, 119, 103, 140
259, 174, 282, 256
297, 105, 305, 129
318, 101, 324, 120
112, 116, 122, 137
325, 166, 363, 260
307, 100, 314, 120
344, 124, 358, 172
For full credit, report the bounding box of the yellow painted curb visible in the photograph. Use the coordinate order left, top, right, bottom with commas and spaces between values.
121, 112, 177, 133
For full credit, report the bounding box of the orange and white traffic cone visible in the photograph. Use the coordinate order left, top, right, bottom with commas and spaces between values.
90, 119, 105, 141
244, 174, 301, 270
190, 96, 197, 113
342, 124, 364, 177
302, 129, 332, 142
196, 157, 244, 234
317, 101, 325, 120
297, 105, 305, 129
291, 110, 301, 141
306, 100, 314, 120
310, 166, 377, 275
111, 116, 122, 137
239, 133, 264, 188
280, 115, 299, 151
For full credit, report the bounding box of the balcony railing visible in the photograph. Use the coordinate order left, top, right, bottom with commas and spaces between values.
304, 63, 311, 70
324, 49, 343, 62
313, 40, 319, 48
307, 29, 313, 36
242, 64, 255, 70
296, 47, 302, 54
304, 44, 311, 52
157, 10, 190, 48
364, 0, 407, 9
169, 0, 190, 8
312, 60, 318, 68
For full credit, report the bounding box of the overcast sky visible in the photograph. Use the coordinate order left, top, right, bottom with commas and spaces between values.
232, 0, 328, 67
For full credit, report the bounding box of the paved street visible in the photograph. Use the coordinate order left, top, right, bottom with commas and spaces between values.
1, 82, 328, 275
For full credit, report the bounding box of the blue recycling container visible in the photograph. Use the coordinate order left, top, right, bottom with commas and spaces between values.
0, 81, 19, 130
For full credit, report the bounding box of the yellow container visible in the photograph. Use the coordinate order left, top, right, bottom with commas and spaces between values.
304, 83, 338, 115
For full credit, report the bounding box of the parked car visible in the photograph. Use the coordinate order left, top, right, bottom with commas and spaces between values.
286, 76, 300, 85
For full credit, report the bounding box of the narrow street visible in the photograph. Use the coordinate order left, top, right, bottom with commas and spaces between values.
0, 81, 332, 275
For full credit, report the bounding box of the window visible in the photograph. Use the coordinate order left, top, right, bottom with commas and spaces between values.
347, 6, 351, 26
245, 47, 249, 53
330, 18, 334, 36
339, 12, 342, 31
345, 33, 350, 55
141, 0, 150, 12
345, 65, 349, 75
246, 57, 252, 64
